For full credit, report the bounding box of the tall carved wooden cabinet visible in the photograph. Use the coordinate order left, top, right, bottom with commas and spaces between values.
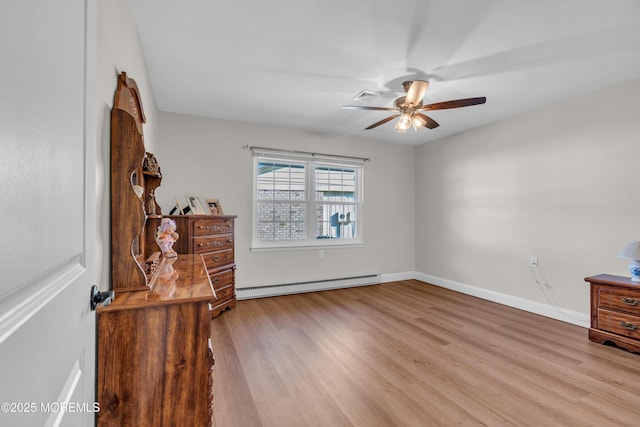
97, 72, 216, 427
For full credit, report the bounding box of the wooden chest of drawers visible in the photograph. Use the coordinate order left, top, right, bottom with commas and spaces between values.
585, 274, 640, 353
169, 215, 237, 318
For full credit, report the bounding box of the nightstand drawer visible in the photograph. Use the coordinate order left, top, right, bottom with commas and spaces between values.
597, 308, 640, 339
598, 286, 640, 315
193, 236, 233, 253
193, 218, 233, 236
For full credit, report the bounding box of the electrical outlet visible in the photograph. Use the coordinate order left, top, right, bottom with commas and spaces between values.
529, 256, 538, 268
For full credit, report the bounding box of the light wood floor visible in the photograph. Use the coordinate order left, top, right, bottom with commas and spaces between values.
210, 280, 640, 426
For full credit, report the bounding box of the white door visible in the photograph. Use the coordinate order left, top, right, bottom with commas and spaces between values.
0, 0, 97, 426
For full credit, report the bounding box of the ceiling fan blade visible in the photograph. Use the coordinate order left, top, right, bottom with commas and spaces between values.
420, 97, 487, 111
365, 114, 400, 130
415, 113, 439, 129
404, 80, 429, 106
342, 105, 398, 111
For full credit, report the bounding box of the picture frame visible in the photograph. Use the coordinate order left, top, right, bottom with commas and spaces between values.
205, 198, 224, 215
184, 194, 206, 215
169, 197, 190, 215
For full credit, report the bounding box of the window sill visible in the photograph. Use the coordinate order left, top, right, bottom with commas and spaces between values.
250, 241, 365, 253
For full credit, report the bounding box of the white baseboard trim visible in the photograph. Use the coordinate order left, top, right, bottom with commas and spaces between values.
237, 274, 381, 300
414, 272, 589, 328
380, 271, 415, 283
237, 271, 412, 300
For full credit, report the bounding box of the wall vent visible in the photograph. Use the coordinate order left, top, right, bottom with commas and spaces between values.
236, 274, 380, 300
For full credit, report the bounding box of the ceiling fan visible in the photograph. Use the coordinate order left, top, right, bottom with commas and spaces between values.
342, 80, 486, 133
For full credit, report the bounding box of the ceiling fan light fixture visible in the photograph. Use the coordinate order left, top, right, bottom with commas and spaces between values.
412, 114, 427, 130
395, 111, 412, 132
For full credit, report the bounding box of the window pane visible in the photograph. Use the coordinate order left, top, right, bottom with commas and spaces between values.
315, 166, 356, 202
257, 162, 305, 201
257, 202, 306, 241
316, 204, 357, 239
257, 202, 274, 222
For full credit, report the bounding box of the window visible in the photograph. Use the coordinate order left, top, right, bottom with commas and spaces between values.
252, 149, 364, 250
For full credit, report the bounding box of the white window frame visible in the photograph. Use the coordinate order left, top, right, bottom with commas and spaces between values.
251, 149, 364, 252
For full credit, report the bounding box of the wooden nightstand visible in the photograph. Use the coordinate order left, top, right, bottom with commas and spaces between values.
585, 274, 640, 353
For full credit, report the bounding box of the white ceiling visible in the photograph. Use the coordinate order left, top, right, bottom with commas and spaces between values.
130, 0, 640, 146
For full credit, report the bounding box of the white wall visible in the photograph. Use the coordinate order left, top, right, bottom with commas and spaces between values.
154, 113, 416, 288
93, 2, 639, 324
415, 79, 640, 318
96, 0, 159, 289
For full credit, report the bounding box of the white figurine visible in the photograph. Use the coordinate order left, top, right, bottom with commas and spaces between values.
156, 218, 179, 257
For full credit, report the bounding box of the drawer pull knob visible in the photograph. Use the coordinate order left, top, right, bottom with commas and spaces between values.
619, 321, 638, 331
213, 256, 220, 261
198, 225, 204, 229
621, 297, 639, 306
213, 277, 219, 283
198, 243, 204, 247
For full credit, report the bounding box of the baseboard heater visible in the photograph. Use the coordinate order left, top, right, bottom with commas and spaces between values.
236, 274, 381, 300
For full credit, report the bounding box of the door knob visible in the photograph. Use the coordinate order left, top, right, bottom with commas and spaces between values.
90, 285, 114, 311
